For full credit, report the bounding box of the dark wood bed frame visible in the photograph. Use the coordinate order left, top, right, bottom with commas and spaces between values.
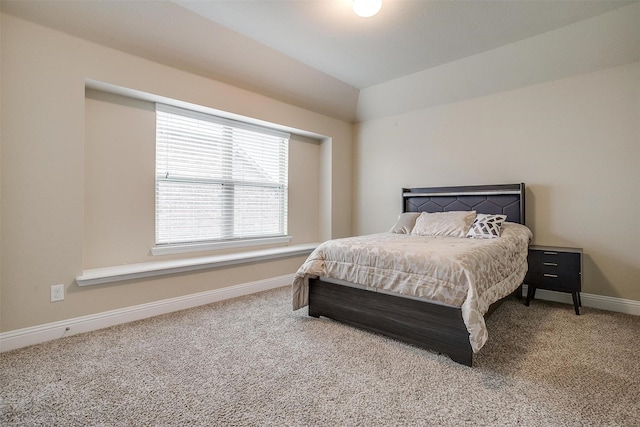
308, 183, 526, 366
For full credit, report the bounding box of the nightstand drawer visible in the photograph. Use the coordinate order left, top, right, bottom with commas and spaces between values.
527, 250, 580, 276
524, 271, 580, 291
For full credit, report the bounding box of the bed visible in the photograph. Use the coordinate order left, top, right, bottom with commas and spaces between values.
292, 183, 531, 366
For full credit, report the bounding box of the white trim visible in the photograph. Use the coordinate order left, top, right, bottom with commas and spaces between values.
77, 243, 317, 286
521, 285, 640, 315
151, 236, 293, 256
2, 280, 638, 353
0, 274, 295, 353
85, 79, 327, 140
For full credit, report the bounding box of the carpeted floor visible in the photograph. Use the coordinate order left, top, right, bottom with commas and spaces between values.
1, 286, 639, 426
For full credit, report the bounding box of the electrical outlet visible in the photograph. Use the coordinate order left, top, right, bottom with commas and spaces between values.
51, 284, 64, 302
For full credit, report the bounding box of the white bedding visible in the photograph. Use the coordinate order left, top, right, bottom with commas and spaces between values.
292, 222, 532, 352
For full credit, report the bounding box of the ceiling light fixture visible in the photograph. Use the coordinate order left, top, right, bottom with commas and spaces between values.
352, 0, 382, 18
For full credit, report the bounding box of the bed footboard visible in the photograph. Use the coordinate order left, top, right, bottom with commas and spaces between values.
308, 278, 473, 366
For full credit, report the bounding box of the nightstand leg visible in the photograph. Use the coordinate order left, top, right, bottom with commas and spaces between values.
572, 292, 581, 315
525, 286, 536, 306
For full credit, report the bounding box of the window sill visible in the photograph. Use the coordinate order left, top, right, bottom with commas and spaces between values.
76, 243, 318, 287
151, 236, 293, 256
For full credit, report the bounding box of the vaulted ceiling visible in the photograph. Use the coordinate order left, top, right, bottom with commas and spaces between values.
2, 1, 638, 122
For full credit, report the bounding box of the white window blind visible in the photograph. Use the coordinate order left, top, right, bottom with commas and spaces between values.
155, 104, 289, 246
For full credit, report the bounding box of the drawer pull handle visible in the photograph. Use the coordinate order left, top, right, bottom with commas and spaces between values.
543, 251, 558, 255
544, 273, 558, 278
543, 262, 558, 266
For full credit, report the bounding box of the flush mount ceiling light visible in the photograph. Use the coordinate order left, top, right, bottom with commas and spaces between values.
352, 0, 382, 18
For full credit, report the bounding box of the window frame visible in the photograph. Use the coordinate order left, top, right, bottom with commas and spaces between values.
153, 104, 291, 254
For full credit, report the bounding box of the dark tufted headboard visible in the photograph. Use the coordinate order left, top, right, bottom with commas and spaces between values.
402, 183, 526, 225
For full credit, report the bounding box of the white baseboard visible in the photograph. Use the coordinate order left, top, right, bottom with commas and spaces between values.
0, 274, 294, 353
2, 277, 637, 353
521, 285, 640, 316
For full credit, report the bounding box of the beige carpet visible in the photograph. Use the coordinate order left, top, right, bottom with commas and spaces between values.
1, 286, 639, 426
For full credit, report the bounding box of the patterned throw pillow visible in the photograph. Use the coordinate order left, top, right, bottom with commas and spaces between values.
466, 214, 508, 239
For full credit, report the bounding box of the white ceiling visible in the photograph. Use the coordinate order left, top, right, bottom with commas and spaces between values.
174, 0, 634, 88
2, 0, 638, 122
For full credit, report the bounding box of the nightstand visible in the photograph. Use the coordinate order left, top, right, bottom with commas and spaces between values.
524, 245, 583, 315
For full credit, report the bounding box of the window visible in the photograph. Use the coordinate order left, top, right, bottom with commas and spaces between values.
155, 104, 289, 247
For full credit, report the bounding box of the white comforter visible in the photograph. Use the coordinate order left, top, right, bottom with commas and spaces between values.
292, 222, 532, 352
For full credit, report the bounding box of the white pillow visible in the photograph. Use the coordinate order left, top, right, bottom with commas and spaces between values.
466, 214, 508, 239
389, 212, 421, 234
411, 211, 477, 238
